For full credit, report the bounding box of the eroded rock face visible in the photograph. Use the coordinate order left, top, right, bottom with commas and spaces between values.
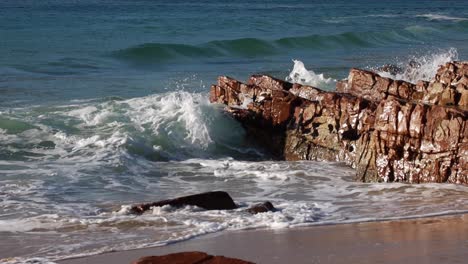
336, 62, 468, 108
210, 62, 468, 184
131, 252, 254, 264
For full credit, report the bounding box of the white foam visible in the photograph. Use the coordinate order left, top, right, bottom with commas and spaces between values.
286, 60, 336, 90
2, 159, 468, 262
375, 48, 459, 83
56, 91, 215, 154
0, 258, 58, 264
67, 106, 103, 126
417, 14, 468, 22
0, 214, 61, 232
1, 90, 222, 176
2, 87, 468, 263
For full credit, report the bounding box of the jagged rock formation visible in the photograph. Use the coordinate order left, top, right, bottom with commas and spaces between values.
210, 62, 468, 184
336, 62, 468, 107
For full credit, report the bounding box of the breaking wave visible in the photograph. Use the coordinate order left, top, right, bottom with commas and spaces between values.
0, 91, 258, 169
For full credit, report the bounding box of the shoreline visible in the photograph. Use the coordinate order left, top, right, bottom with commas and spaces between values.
58, 213, 468, 264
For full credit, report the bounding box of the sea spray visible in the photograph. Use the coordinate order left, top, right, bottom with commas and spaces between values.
286, 60, 336, 90
375, 48, 459, 83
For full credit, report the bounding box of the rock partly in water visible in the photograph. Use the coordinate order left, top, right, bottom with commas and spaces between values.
378, 64, 404, 76
245, 201, 276, 214
210, 62, 468, 184
130, 191, 238, 214
131, 252, 254, 264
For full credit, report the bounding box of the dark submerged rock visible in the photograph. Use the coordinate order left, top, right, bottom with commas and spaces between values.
131, 252, 254, 264
378, 64, 404, 75
245, 201, 276, 214
130, 191, 238, 214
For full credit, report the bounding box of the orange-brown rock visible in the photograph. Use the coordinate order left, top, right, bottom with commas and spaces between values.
336, 62, 468, 108
210, 62, 467, 184
131, 252, 254, 264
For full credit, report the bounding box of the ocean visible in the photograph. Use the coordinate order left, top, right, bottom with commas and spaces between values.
1, 0, 468, 263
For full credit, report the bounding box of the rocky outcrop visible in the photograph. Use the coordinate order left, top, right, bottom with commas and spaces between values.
131, 252, 254, 264
336, 61, 468, 108
129, 191, 276, 215
130, 191, 238, 214
210, 62, 468, 184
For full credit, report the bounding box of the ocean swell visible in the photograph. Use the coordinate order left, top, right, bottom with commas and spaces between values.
112, 28, 434, 64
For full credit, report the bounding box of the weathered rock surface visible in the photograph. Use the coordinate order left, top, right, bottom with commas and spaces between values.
130, 191, 238, 214
131, 252, 254, 264
210, 62, 468, 184
336, 62, 468, 108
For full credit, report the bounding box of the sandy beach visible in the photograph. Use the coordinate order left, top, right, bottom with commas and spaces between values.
59, 214, 468, 264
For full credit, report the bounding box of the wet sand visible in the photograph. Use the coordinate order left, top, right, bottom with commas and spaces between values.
60, 214, 468, 264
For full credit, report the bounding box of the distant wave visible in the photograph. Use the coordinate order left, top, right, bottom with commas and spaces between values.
112, 38, 277, 63
324, 14, 401, 23
417, 13, 468, 21
112, 28, 434, 63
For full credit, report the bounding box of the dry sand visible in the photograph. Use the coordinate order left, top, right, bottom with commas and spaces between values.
59, 214, 468, 264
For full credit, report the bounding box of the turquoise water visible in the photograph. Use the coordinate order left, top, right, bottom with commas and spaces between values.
1, 0, 467, 106
1, 1, 468, 262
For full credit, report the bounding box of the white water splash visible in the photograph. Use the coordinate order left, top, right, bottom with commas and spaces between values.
63, 91, 213, 149
124, 92, 213, 148
286, 60, 336, 90
376, 48, 459, 83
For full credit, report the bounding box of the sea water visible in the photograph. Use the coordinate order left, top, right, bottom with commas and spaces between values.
1, 0, 468, 263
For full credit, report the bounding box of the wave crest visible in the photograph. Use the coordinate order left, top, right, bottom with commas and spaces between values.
0, 91, 253, 165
